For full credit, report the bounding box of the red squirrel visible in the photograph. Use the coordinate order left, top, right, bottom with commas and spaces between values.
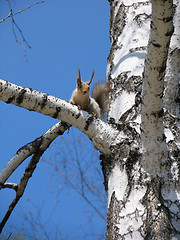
70, 69, 109, 119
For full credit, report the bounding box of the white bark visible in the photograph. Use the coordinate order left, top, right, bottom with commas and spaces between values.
105, 1, 152, 239
105, 0, 180, 239
107, 0, 151, 206
141, 0, 174, 175
0, 79, 122, 155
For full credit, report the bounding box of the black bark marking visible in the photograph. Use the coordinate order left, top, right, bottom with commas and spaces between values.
159, 63, 166, 73
84, 115, 94, 131
158, 108, 164, 118
151, 41, 161, 48
75, 113, 81, 119
52, 107, 61, 119
163, 16, 173, 23
57, 121, 71, 135
6, 96, 15, 104
0, 82, 3, 92
16, 88, 27, 104
100, 154, 113, 192
165, 27, 174, 37
41, 94, 48, 109
105, 191, 120, 240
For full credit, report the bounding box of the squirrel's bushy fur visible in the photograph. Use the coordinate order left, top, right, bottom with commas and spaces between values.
70, 69, 109, 120
91, 81, 109, 119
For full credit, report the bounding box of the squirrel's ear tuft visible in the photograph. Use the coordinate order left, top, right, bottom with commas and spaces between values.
77, 68, 82, 85
87, 70, 94, 86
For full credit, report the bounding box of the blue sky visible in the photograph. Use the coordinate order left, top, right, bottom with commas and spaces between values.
0, 0, 110, 239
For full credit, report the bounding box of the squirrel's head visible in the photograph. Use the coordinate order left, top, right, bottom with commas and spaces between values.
76, 69, 94, 96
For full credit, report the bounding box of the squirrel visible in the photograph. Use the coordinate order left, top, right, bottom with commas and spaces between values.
70, 69, 109, 119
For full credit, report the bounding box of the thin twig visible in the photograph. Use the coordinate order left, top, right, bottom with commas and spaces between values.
7, 232, 12, 240
13, 19, 31, 49
0, 1, 45, 23
46, 158, 106, 220
4, 0, 44, 59
7, 0, 30, 59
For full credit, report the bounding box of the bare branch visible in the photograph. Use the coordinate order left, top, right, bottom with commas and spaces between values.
0, 79, 122, 154
2, 1, 44, 58
47, 159, 106, 220
7, 232, 13, 240
0, 182, 18, 191
44, 133, 107, 222
0, 120, 69, 232
12, 19, 31, 49
0, 121, 70, 185
0, 1, 45, 23
0, 149, 44, 233
5, 0, 32, 59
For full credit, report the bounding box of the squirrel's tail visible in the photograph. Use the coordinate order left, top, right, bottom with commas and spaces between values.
91, 81, 110, 119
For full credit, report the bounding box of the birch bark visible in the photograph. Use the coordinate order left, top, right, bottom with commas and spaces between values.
104, 0, 180, 239
0, 79, 121, 155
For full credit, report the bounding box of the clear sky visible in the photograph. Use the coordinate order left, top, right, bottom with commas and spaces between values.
0, 0, 110, 239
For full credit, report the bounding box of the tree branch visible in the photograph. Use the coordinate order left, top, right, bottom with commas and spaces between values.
0, 76, 121, 231
141, 0, 174, 175
0, 119, 70, 232
0, 79, 122, 154
0, 149, 44, 233
6, 0, 32, 59
0, 1, 45, 23
0, 182, 18, 191
0, 121, 70, 184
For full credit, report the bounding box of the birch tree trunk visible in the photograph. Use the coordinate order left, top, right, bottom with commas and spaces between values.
104, 0, 180, 239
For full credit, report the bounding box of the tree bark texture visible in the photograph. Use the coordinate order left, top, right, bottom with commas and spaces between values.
104, 0, 180, 239
0, 80, 121, 155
